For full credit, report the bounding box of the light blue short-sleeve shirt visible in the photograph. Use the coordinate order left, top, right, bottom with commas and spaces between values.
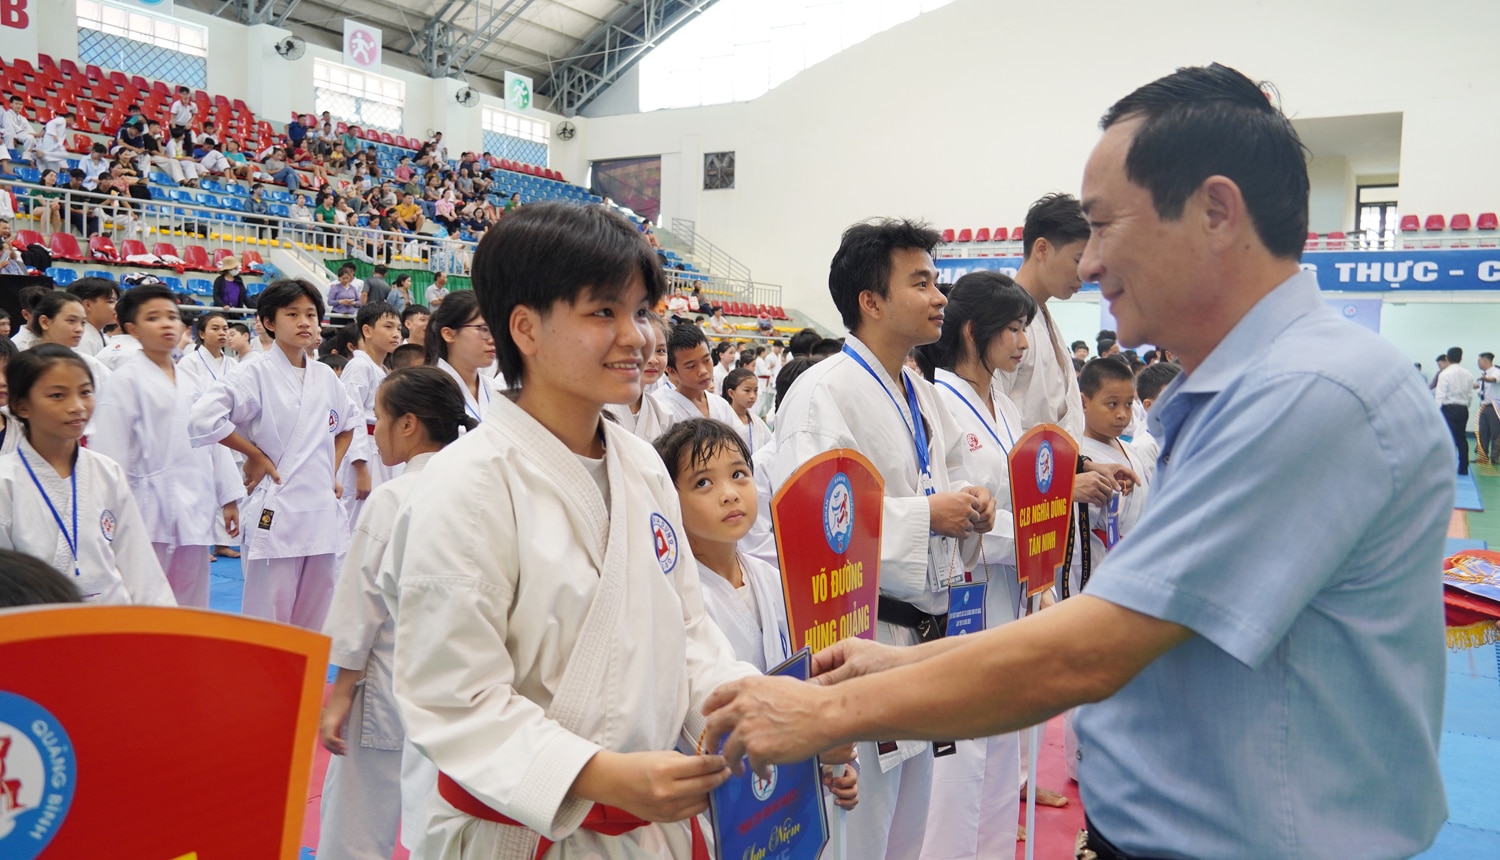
1076, 271, 1452, 860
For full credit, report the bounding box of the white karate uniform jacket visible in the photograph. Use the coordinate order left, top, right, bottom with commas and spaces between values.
384, 394, 757, 859
697, 552, 791, 673
36, 117, 67, 160
655, 386, 739, 429
437, 357, 494, 424
176, 347, 236, 388
603, 392, 671, 444
732, 409, 772, 455
89, 353, 241, 549
188, 345, 361, 560
337, 350, 399, 519
772, 335, 983, 771
96, 335, 142, 371
2, 108, 33, 151
1000, 304, 1084, 441
1067, 436, 1150, 597
0, 437, 175, 605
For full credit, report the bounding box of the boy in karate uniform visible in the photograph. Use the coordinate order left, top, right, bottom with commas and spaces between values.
384, 203, 759, 858
189, 279, 361, 629
2, 96, 35, 161
771, 219, 995, 860
91, 285, 242, 607
1130, 362, 1180, 482
337, 301, 403, 526
657, 322, 740, 429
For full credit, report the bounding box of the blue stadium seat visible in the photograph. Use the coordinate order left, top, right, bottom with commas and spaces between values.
46, 267, 76, 285
15, 166, 39, 183
84, 270, 110, 279
199, 179, 225, 194
163, 276, 184, 292
267, 203, 290, 218
149, 172, 174, 185
187, 278, 212, 296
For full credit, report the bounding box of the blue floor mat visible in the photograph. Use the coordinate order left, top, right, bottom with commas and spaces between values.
1417, 646, 1500, 857
1455, 474, 1484, 511
1444, 537, 1487, 554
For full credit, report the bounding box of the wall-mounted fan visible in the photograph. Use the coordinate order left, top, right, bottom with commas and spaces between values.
556, 121, 577, 141
704, 151, 735, 190
274, 36, 306, 61
455, 87, 481, 108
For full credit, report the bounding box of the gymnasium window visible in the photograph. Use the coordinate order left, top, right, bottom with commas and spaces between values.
1356, 184, 1399, 250
77, 0, 208, 90
482, 107, 550, 167
640, 0, 957, 111
313, 60, 405, 134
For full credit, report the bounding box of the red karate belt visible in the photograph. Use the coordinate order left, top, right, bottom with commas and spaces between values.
366, 422, 376, 435
438, 771, 709, 860
1443, 550, 1500, 649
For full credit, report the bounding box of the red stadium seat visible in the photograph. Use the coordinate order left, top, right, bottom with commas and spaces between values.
59, 59, 80, 80
240, 250, 265, 273
1011, 226, 1024, 244
212, 248, 236, 269
88, 235, 121, 263
181, 245, 216, 272
974, 227, 991, 243
1325, 231, 1347, 250
1424, 214, 1446, 232
1399, 214, 1420, 233
1477, 213, 1498, 231
10, 58, 34, 80
119, 239, 158, 264
16, 229, 45, 250
1305, 232, 1320, 250
85, 64, 103, 81
993, 227, 1008, 242
380, 132, 395, 145
940, 228, 955, 243
37, 54, 55, 72
1451, 213, 1473, 232
49, 233, 86, 262
956, 228, 973, 243
69, 134, 92, 153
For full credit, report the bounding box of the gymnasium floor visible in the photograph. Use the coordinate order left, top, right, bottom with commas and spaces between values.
207, 467, 1500, 859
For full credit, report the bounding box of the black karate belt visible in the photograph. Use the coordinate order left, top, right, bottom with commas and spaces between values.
1080, 817, 1169, 860
877, 595, 946, 643
1061, 457, 1092, 600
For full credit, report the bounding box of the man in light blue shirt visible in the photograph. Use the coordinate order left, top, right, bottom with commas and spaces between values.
697, 63, 1452, 860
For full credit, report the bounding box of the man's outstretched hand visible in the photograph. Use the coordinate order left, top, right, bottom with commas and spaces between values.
702, 675, 836, 779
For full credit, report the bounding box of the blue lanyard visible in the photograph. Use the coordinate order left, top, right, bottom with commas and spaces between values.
841, 345, 933, 493
936, 378, 1016, 451
19, 451, 80, 578
198, 349, 218, 380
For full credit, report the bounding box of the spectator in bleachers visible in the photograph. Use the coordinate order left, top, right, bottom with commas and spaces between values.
244, 183, 276, 240
167, 86, 197, 143
286, 114, 311, 150
394, 193, 425, 234
328, 264, 362, 316
0, 220, 27, 276
312, 121, 337, 158
257, 146, 300, 194
394, 156, 414, 183
432, 191, 460, 235
413, 141, 438, 170
313, 192, 339, 242
340, 126, 361, 162
35, 108, 71, 173
31, 169, 63, 235
707, 307, 735, 338
80, 144, 112, 191
163, 131, 201, 187
288, 192, 314, 241
386, 274, 412, 313
63, 169, 100, 237
504, 191, 521, 214
362, 264, 391, 306
220, 139, 256, 186
213, 257, 249, 309
198, 138, 234, 184
429, 131, 448, 165
112, 120, 147, 162
140, 121, 183, 186
193, 122, 220, 157
3, 95, 36, 163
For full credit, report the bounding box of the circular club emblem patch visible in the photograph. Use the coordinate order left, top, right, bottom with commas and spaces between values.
328, 409, 339, 432
822, 472, 854, 554
0, 692, 76, 856
1035, 441, 1055, 494
750, 764, 778, 802
99, 510, 116, 542
1343, 304, 1358, 318
650, 513, 678, 574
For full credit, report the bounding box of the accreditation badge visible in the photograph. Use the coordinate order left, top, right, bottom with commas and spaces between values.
1104, 492, 1121, 549
708, 648, 829, 860
945, 581, 986, 637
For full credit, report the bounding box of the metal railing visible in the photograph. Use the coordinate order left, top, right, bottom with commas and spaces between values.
8, 181, 479, 274
669, 217, 753, 283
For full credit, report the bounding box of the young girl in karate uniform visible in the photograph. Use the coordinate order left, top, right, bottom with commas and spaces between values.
318, 365, 475, 860
604, 311, 671, 442
0, 344, 174, 605
188, 279, 361, 630
425, 290, 497, 423
0, 336, 21, 456
720, 368, 771, 454
384, 203, 759, 859
914, 271, 1035, 859
24, 291, 112, 390
177, 311, 237, 387
90, 285, 242, 607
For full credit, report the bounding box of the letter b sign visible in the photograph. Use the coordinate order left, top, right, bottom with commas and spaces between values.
1, 0, 29, 30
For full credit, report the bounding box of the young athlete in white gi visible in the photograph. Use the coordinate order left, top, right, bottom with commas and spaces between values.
384, 203, 761, 859
770, 220, 995, 860
336, 301, 403, 527
915, 271, 1034, 858
603, 312, 671, 442
0, 344, 174, 604
189, 278, 360, 629
90, 285, 241, 607
658, 323, 740, 429
3, 95, 36, 160
319, 366, 475, 860
425, 290, 497, 424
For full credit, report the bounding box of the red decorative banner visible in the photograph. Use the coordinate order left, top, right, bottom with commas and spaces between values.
773, 449, 883, 653
0, 606, 328, 859
1009, 424, 1077, 597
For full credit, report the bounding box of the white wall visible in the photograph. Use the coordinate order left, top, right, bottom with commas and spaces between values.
581, 0, 1500, 342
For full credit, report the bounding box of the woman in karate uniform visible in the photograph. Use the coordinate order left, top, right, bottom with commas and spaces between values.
0, 337, 21, 457
0, 344, 174, 605
385, 204, 760, 859
424, 290, 497, 424
604, 312, 672, 442
177, 311, 237, 387
90, 285, 242, 607
914, 271, 1035, 859
319, 366, 475, 860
